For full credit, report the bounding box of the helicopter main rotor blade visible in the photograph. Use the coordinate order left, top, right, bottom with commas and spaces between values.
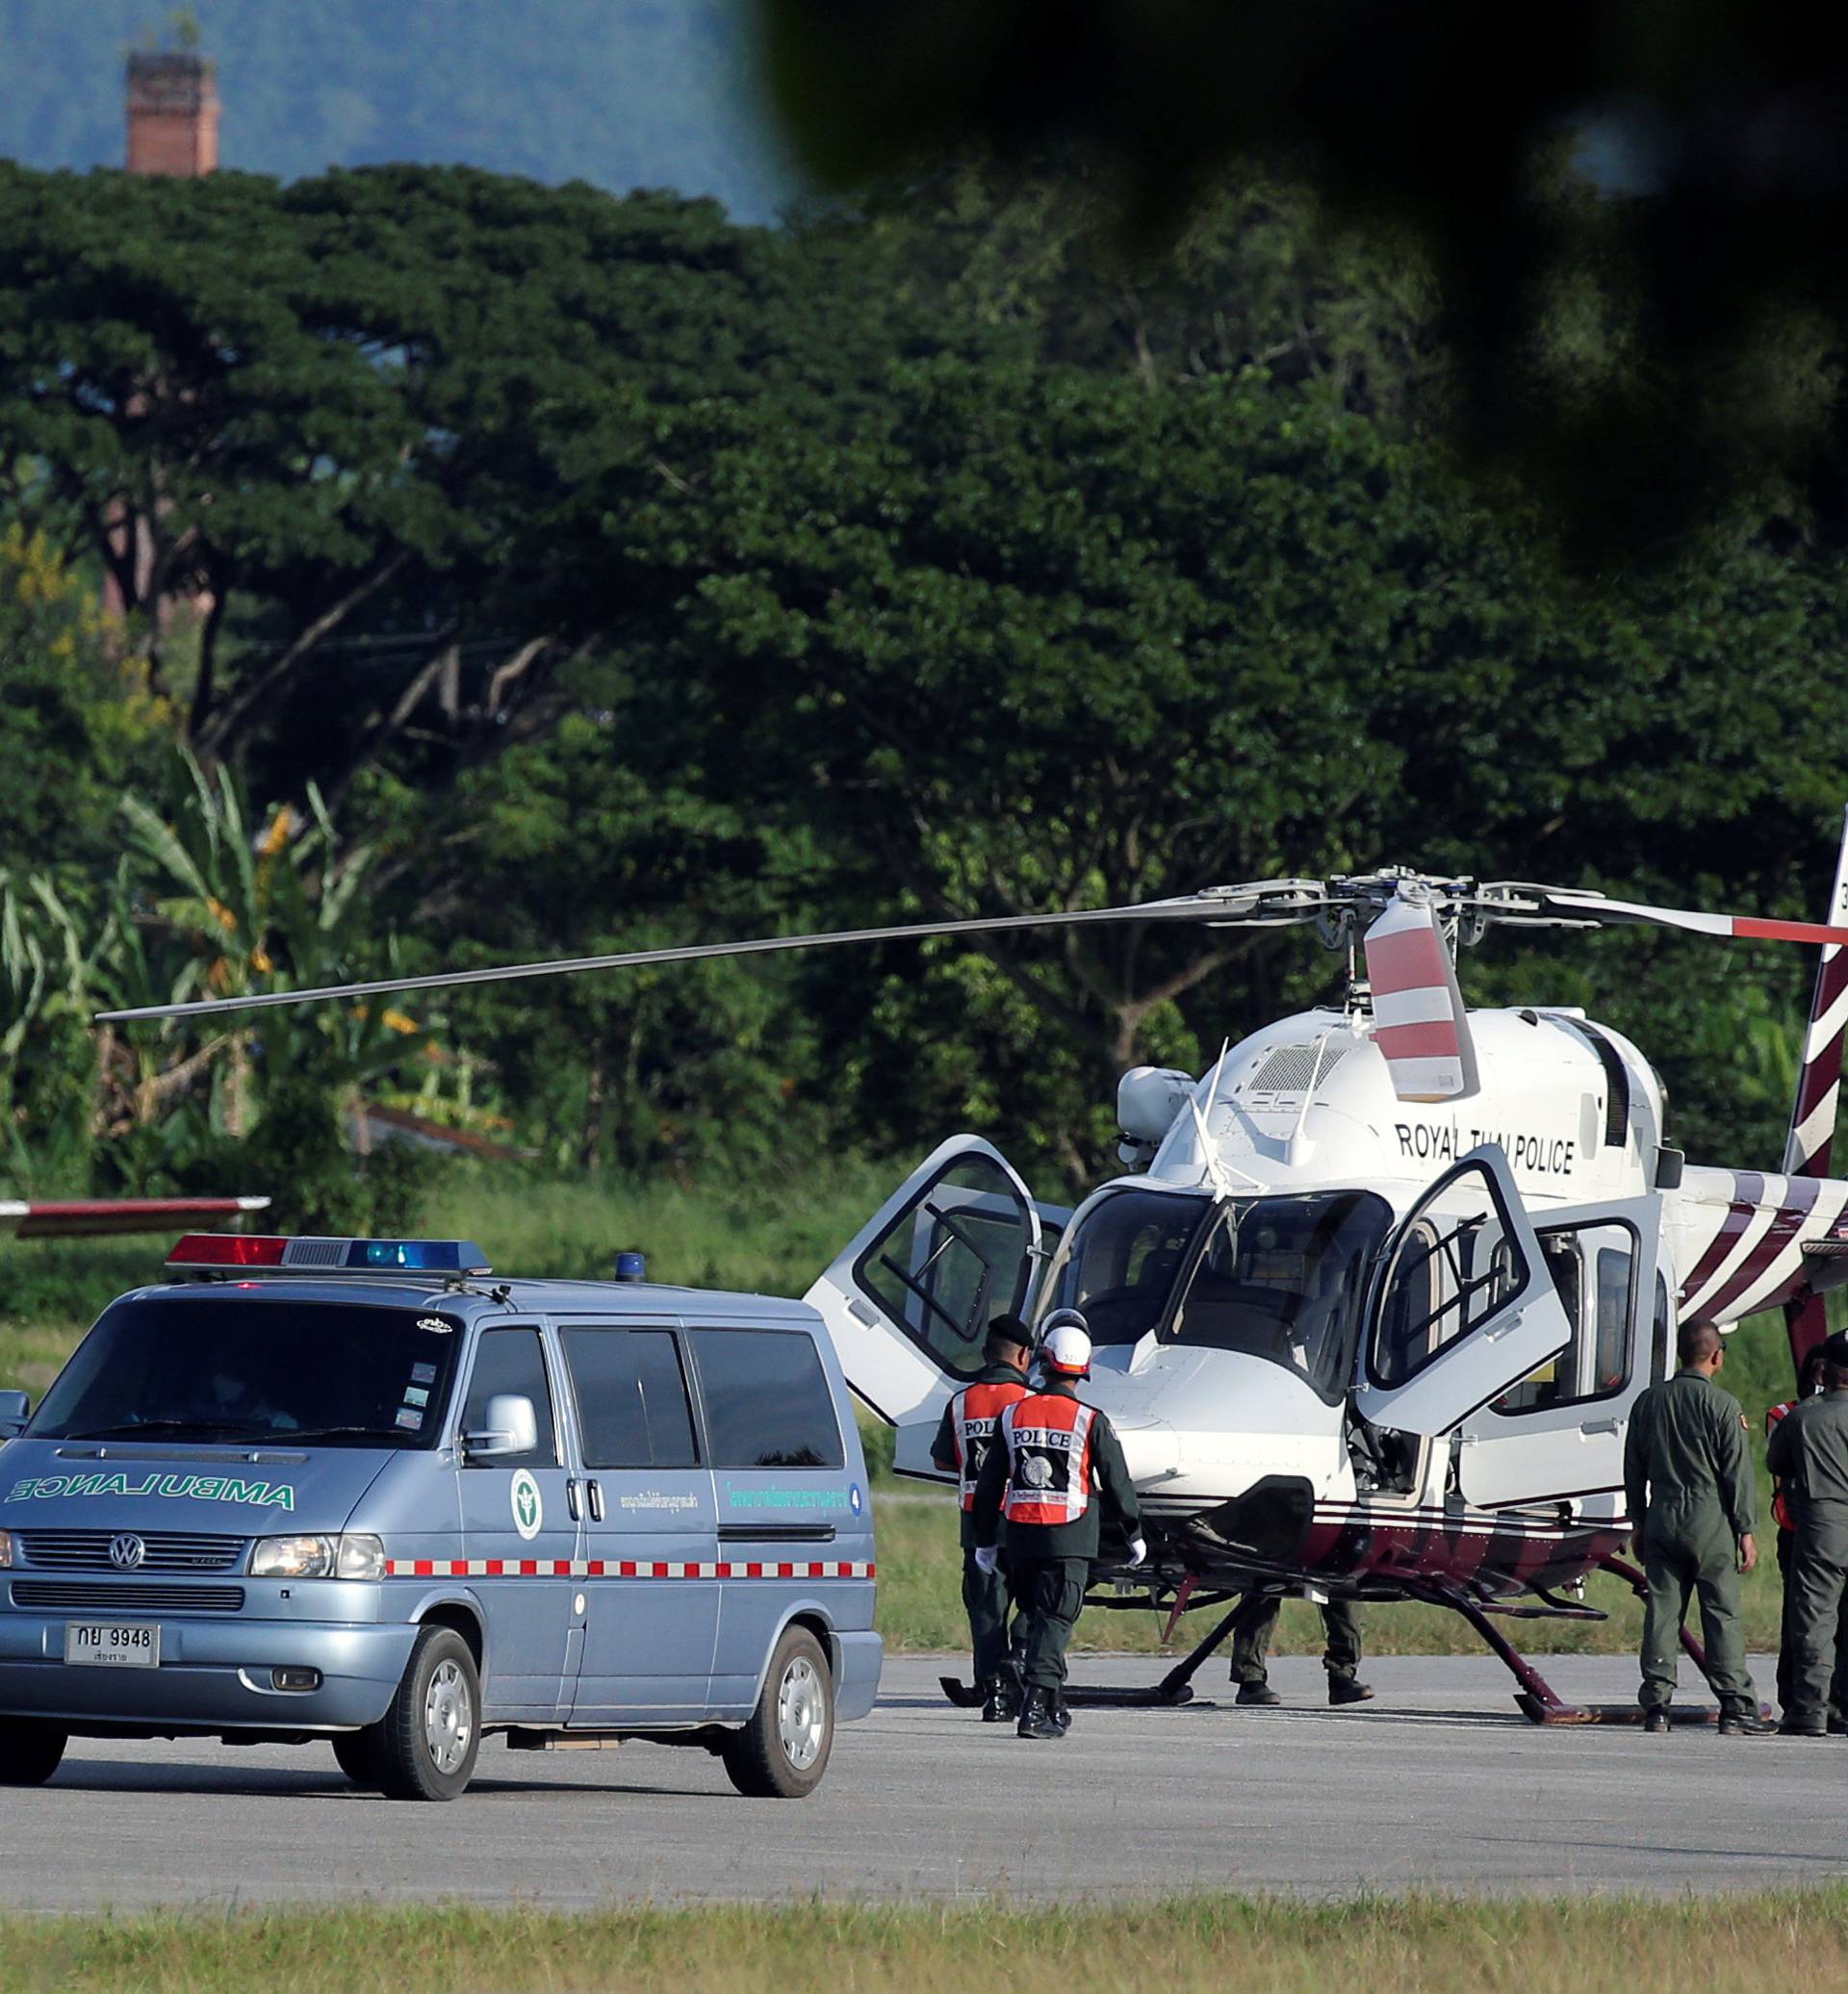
92, 893, 1310, 1027
1535, 890, 1848, 950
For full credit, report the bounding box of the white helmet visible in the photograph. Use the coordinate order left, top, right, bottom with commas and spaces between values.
1039, 1310, 1092, 1380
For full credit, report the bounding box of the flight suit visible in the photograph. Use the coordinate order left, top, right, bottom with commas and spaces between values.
1766, 1396, 1805, 1717
1623, 1368, 1758, 1719
970, 1378, 1142, 1702
1765, 1389, 1848, 1732
931, 1359, 1030, 1688
1228, 1591, 1364, 1691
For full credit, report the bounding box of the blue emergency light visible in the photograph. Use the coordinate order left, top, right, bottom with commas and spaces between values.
342, 1239, 487, 1272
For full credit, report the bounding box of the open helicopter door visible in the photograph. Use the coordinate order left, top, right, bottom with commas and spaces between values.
804, 1137, 1059, 1479
1352, 1145, 1575, 1457
1446, 1191, 1663, 1508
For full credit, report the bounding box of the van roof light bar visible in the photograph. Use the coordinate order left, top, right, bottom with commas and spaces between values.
166, 1235, 492, 1276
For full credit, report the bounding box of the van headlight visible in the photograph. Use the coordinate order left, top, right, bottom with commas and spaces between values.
0, 1528, 12, 1569
251, 1534, 337, 1578
249, 1533, 385, 1580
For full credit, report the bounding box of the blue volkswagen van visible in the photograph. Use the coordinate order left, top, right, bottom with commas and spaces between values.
0, 1235, 880, 1801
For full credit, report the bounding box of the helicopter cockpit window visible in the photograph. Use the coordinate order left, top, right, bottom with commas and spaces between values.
852, 1157, 1037, 1383
1035, 1189, 1212, 1346
1165, 1190, 1395, 1400
1371, 1162, 1526, 1389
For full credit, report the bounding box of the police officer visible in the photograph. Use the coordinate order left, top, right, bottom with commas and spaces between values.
1227, 1591, 1373, 1706
1623, 1317, 1771, 1735
1766, 1344, 1826, 1720
1765, 1330, 1848, 1737
930, 1313, 1033, 1721
970, 1311, 1143, 1741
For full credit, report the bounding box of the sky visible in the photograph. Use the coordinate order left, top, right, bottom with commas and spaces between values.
0, 0, 800, 223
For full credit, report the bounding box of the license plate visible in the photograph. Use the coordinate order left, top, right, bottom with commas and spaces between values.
64, 1622, 160, 1669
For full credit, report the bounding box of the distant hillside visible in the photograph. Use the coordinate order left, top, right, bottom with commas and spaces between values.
0, 0, 795, 221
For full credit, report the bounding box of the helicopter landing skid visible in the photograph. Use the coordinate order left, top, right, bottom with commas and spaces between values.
937, 1598, 1245, 1711
1405, 1579, 1603, 1724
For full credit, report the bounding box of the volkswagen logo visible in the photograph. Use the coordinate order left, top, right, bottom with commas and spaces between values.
108, 1532, 145, 1572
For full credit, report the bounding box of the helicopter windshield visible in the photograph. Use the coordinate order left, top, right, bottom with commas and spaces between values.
1037, 1185, 1394, 1401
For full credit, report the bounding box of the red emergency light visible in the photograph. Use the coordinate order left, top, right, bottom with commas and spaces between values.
167, 1234, 290, 1268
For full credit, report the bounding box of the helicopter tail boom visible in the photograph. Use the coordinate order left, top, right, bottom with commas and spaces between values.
1781, 805, 1848, 1371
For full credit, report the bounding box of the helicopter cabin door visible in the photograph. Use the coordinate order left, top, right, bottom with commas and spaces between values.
1353, 1145, 1575, 1451
1448, 1192, 1662, 1508
804, 1137, 1055, 1480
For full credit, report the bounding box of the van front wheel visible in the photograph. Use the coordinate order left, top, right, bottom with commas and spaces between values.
722, 1626, 834, 1799
372, 1625, 480, 1802
0, 1719, 65, 1786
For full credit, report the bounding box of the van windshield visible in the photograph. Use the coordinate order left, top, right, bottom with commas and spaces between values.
28, 1296, 464, 1448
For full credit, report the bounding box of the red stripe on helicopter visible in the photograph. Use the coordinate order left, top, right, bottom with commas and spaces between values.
1702, 1177, 1826, 1320
1373, 1019, 1463, 1061
1365, 924, 1450, 986
1733, 916, 1848, 947
1677, 1171, 1764, 1307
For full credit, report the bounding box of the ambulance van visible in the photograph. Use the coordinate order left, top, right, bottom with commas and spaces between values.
0, 1234, 881, 1800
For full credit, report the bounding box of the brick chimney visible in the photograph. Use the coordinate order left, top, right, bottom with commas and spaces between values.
126, 50, 220, 177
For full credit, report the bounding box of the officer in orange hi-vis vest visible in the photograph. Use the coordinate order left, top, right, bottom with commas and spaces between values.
971, 1310, 1143, 1741
930, 1313, 1033, 1722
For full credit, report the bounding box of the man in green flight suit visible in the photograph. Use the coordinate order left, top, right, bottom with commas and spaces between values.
1226, 1590, 1373, 1706
971, 1310, 1143, 1740
1624, 1317, 1772, 1735
1765, 1329, 1848, 1737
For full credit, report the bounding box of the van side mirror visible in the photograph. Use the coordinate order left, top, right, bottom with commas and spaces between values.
462, 1393, 538, 1461
0, 1389, 28, 1436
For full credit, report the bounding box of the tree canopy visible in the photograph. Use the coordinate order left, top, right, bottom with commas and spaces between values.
0, 155, 1842, 1202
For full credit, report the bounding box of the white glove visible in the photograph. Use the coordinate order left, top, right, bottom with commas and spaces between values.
1125, 1537, 1147, 1570
973, 1545, 1000, 1575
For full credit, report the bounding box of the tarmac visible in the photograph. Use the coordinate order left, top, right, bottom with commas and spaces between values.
3, 1651, 1847, 1911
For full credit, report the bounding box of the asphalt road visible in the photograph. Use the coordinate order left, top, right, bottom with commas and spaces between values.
5, 1652, 1848, 1911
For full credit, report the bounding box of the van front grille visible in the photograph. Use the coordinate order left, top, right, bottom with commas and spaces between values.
10, 1579, 244, 1613
18, 1530, 244, 1572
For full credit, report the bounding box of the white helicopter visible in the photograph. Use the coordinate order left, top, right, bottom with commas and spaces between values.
100, 824, 1848, 1723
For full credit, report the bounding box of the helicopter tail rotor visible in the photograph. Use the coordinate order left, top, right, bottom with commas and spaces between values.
1362, 892, 1480, 1103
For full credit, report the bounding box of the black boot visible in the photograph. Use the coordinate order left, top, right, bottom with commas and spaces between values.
982, 1672, 1021, 1724
1016, 1688, 1063, 1740
1050, 1691, 1072, 1736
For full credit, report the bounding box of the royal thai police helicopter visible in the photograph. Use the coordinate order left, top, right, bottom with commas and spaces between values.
97, 821, 1848, 1724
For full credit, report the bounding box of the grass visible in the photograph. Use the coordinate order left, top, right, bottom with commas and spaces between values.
0, 1169, 1816, 1660
2, 1894, 1848, 1992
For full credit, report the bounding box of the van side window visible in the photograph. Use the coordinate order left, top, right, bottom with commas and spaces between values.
689, 1329, 844, 1470
564, 1328, 699, 1469
460, 1327, 557, 1468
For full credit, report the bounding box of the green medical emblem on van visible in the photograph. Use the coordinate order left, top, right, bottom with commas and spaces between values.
6, 1472, 296, 1510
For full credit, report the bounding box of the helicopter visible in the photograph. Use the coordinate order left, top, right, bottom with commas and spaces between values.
95, 822, 1848, 1725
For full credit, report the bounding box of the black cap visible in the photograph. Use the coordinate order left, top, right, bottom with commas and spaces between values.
985, 1313, 1032, 1356
1819, 1331, 1848, 1368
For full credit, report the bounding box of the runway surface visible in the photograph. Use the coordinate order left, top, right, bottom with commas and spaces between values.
5, 1652, 1848, 1910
